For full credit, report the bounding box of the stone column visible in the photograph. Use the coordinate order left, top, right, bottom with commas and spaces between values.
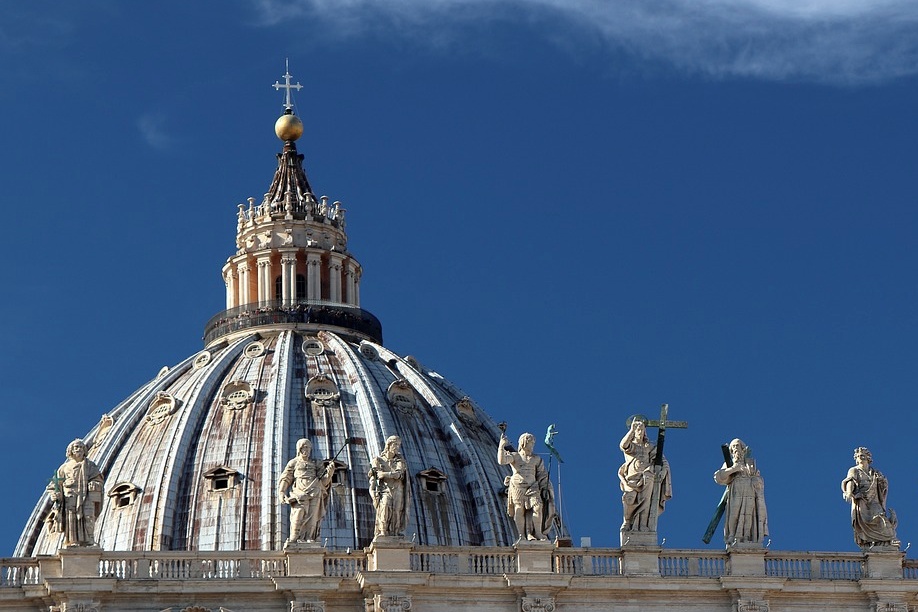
329, 253, 344, 303
345, 261, 358, 306
280, 251, 297, 306
307, 252, 322, 300
237, 261, 251, 306
257, 255, 272, 304
224, 266, 237, 309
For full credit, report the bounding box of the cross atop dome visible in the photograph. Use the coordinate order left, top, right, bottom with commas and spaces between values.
273, 59, 303, 112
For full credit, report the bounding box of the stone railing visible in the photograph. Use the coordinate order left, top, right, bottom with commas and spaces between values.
0, 547, 903, 585
203, 299, 383, 344
0, 558, 41, 587
410, 547, 518, 574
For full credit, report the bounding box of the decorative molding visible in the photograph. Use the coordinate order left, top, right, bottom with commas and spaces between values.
375, 595, 412, 612
875, 604, 908, 612
56, 604, 100, 612
291, 602, 326, 612
359, 342, 379, 360
521, 596, 555, 612
736, 600, 769, 612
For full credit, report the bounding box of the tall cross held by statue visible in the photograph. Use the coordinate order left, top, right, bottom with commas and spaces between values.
631, 403, 688, 532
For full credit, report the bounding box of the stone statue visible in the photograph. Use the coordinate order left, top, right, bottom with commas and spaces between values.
497, 430, 556, 542
713, 438, 768, 547
618, 418, 671, 533
369, 435, 410, 538
47, 438, 104, 548
278, 438, 335, 547
841, 447, 898, 549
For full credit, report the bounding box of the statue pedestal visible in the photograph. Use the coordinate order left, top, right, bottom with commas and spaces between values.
514, 540, 554, 573
620, 545, 661, 577
864, 549, 904, 579
59, 546, 103, 579
285, 541, 326, 577
726, 546, 766, 576
620, 529, 658, 548
366, 537, 413, 571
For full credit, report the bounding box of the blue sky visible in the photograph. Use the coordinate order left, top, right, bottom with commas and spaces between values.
2, 0, 918, 555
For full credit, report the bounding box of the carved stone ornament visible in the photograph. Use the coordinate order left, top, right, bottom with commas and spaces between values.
875, 604, 908, 612
57, 604, 100, 612
91, 414, 115, 449
736, 600, 769, 612
243, 341, 265, 359
145, 392, 180, 426
220, 381, 254, 411
374, 595, 412, 612
521, 597, 555, 612
386, 380, 418, 415
455, 396, 478, 424
291, 602, 326, 612
192, 350, 212, 369
305, 373, 340, 408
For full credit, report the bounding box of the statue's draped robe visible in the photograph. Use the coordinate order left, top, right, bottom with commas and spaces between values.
619, 437, 671, 532
841, 466, 897, 546
714, 458, 767, 545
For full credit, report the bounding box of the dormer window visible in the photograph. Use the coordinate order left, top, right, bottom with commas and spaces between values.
203, 466, 240, 492
418, 468, 448, 495
145, 392, 180, 427
302, 338, 325, 356
108, 482, 141, 509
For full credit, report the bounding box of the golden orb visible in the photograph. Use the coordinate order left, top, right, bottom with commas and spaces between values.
275, 114, 304, 141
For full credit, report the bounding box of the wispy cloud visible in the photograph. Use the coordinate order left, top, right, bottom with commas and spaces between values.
138, 113, 175, 151
251, 0, 918, 84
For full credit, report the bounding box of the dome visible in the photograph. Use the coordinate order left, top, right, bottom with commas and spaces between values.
14, 75, 520, 555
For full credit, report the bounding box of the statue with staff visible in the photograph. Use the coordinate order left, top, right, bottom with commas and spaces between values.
705, 438, 768, 548
618, 404, 685, 546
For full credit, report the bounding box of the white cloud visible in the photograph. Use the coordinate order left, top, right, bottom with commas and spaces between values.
138, 113, 175, 151
251, 0, 918, 84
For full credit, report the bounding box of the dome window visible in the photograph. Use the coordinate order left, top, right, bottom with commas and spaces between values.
220, 381, 254, 411
387, 380, 418, 414
108, 482, 141, 509
192, 350, 212, 369
302, 338, 325, 356
418, 468, 447, 494
305, 374, 340, 408
243, 341, 265, 359
359, 342, 379, 360
204, 466, 240, 492
405, 355, 422, 371
145, 392, 180, 426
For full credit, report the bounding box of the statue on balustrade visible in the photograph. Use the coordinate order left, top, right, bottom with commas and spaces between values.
278, 438, 335, 547
47, 438, 104, 548
841, 447, 898, 549
497, 428, 556, 542
369, 435, 411, 538
618, 418, 671, 533
713, 438, 768, 547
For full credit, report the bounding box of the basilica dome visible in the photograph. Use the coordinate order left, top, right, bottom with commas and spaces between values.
15, 79, 517, 555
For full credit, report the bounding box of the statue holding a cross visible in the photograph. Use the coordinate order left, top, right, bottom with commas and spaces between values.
618, 404, 686, 546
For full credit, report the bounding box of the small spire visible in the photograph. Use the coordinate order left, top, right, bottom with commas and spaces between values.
272, 59, 303, 113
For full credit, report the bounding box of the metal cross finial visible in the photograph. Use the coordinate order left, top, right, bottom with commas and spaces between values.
273, 58, 303, 112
